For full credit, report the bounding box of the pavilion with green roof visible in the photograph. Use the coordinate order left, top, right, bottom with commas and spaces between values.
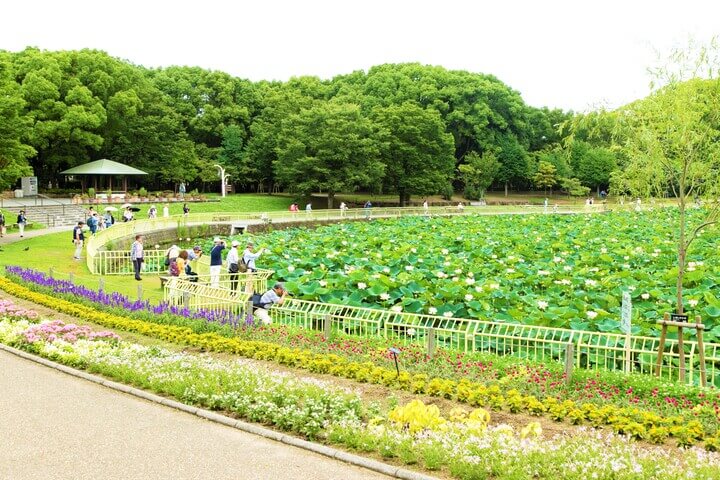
60, 159, 148, 193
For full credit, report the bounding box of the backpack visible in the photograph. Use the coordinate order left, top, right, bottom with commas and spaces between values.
238, 256, 249, 273
169, 259, 180, 276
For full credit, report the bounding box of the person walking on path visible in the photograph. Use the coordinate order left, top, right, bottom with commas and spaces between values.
363, 201, 372, 219
163, 203, 170, 218
178, 181, 186, 199
339, 202, 347, 217
130, 235, 144, 281
227, 240, 241, 291
423, 200, 429, 216
183, 203, 190, 216
305, 202, 312, 215
242, 241, 265, 273
16, 210, 27, 237
209, 237, 225, 288
0, 210, 5, 237
148, 205, 157, 219
72, 221, 85, 260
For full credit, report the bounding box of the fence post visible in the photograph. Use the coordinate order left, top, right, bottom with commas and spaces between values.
137, 284, 143, 301
183, 291, 190, 308
564, 343, 574, 385
68, 272, 74, 283
98, 278, 104, 292
427, 328, 436, 358
323, 314, 332, 339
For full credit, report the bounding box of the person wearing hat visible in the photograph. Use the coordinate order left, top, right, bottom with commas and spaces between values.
242, 241, 266, 273
254, 282, 289, 324
209, 237, 225, 288
227, 240, 241, 291
184, 245, 203, 280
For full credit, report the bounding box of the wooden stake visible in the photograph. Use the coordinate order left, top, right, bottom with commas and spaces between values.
678, 323, 686, 382
564, 343, 574, 385
427, 328, 436, 358
696, 315, 707, 387
654, 313, 669, 377
323, 314, 332, 339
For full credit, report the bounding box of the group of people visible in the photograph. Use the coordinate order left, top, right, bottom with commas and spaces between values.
0, 210, 27, 238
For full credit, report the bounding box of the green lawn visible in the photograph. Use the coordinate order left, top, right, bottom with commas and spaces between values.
93, 193, 295, 216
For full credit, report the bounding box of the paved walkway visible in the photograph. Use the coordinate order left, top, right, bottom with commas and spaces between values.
0, 225, 68, 246
0, 349, 391, 480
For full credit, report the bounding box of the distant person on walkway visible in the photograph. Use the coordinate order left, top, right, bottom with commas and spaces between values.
123, 207, 133, 222
131, 235, 144, 281
305, 203, 312, 214
364, 201, 372, 218
0, 210, 5, 237
17, 210, 27, 237
227, 240, 241, 290
253, 282, 289, 324
86, 213, 97, 235
103, 211, 114, 228
209, 237, 225, 288
339, 201, 347, 217
289, 202, 299, 214
163, 203, 170, 218
457, 202, 465, 212
183, 203, 190, 216
178, 182, 186, 199
148, 205, 157, 219
242, 242, 266, 273
423, 200, 429, 215
72, 221, 84, 260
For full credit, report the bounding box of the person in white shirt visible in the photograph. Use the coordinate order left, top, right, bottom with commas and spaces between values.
339, 202, 347, 217
305, 203, 312, 214
227, 240, 241, 290
423, 200, 429, 215
242, 242, 266, 272
163, 203, 170, 217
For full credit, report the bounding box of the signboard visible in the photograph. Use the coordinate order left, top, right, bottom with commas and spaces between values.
21, 176, 38, 196
621, 291, 632, 334
670, 313, 689, 323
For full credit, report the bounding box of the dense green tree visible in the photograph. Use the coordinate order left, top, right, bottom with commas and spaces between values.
533, 161, 558, 194
371, 103, 455, 205
274, 102, 383, 208
458, 151, 500, 200
0, 53, 34, 189
495, 134, 531, 195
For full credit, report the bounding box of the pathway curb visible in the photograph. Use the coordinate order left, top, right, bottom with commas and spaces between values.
0, 342, 438, 480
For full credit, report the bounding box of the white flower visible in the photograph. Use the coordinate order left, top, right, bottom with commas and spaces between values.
563, 266, 572, 272
417, 258, 424, 263
586, 311, 598, 319
186, 237, 191, 242
489, 283, 500, 290
441, 249, 449, 255
584, 279, 597, 287
624, 256, 630, 260
154, 244, 160, 249
341, 240, 348, 246
407, 328, 416, 336
371, 274, 380, 279
601, 247, 607, 254
405, 265, 414, 271
383, 267, 390, 273
475, 286, 483, 293
553, 256, 563, 263
622, 264, 631, 269
465, 277, 475, 285
443, 261, 451, 267
506, 268, 515, 274
452, 277, 459, 282
428, 307, 438, 315
464, 294, 473, 301
380, 293, 390, 301
689, 299, 698, 307
467, 272, 474, 278
627, 285, 636, 291
537, 300, 548, 310
491, 254, 497, 259
538, 270, 550, 276
287, 265, 295, 272
443, 311, 453, 318
641, 293, 650, 300
410, 247, 417, 253
391, 305, 403, 313
319, 280, 327, 287
357, 282, 367, 289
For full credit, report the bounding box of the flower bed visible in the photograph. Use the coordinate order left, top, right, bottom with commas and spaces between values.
1, 278, 718, 449
1, 304, 719, 479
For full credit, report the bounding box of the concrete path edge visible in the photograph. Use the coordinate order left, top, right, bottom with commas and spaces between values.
0, 342, 437, 480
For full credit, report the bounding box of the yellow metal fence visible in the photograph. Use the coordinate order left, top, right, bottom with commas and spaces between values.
270, 298, 720, 387
163, 276, 251, 317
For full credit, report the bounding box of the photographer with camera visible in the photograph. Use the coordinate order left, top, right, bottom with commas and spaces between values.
252, 282, 289, 324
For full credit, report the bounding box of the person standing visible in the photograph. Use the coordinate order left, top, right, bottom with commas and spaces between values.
163, 203, 170, 218
103, 211, 113, 228
148, 205, 157, 219
183, 203, 190, 216
339, 202, 347, 217
178, 182, 186, 199
227, 240, 240, 291
422, 200, 429, 216
86, 212, 97, 235
242, 242, 266, 272
305, 202, 312, 215
209, 237, 225, 288
16, 210, 27, 237
131, 235, 144, 281
363, 201, 372, 218
0, 209, 5, 237
72, 221, 85, 260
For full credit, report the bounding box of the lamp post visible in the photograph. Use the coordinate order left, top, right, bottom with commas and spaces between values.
214, 164, 229, 198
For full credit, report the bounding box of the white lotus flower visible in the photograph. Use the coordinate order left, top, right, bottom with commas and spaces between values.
410, 247, 417, 253
464, 294, 473, 301
601, 248, 607, 254
475, 286, 483, 293
357, 282, 367, 289
443, 311, 453, 318
405, 265, 414, 271
506, 268, 515, 274
383, 267, 390, 273
584, 279, 597, 287
441, 249, 449, 255
537, 300, 548, 310
391, 305, 403, 313
428, 307, 438, 315
489, 283, 500, 290
319, 280, 327, 287
586, 311, 598, 319
641, 293, 650, 300
407, 328, 416, 336
380, 293, 390, 301
553, 257, 563, 263
465, 277, 475, 285
154, 244, 160, 249
538, 270, 550, 276
689, 299, 698, 307
287, 265, 295, 272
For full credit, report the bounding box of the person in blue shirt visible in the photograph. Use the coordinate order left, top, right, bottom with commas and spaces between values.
209, 237, 225, 288
86, 214, 97, 235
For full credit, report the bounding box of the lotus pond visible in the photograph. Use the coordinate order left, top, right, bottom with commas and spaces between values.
211, 208, 720, 338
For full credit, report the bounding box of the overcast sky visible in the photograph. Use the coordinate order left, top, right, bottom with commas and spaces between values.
1, 0, 717, 111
